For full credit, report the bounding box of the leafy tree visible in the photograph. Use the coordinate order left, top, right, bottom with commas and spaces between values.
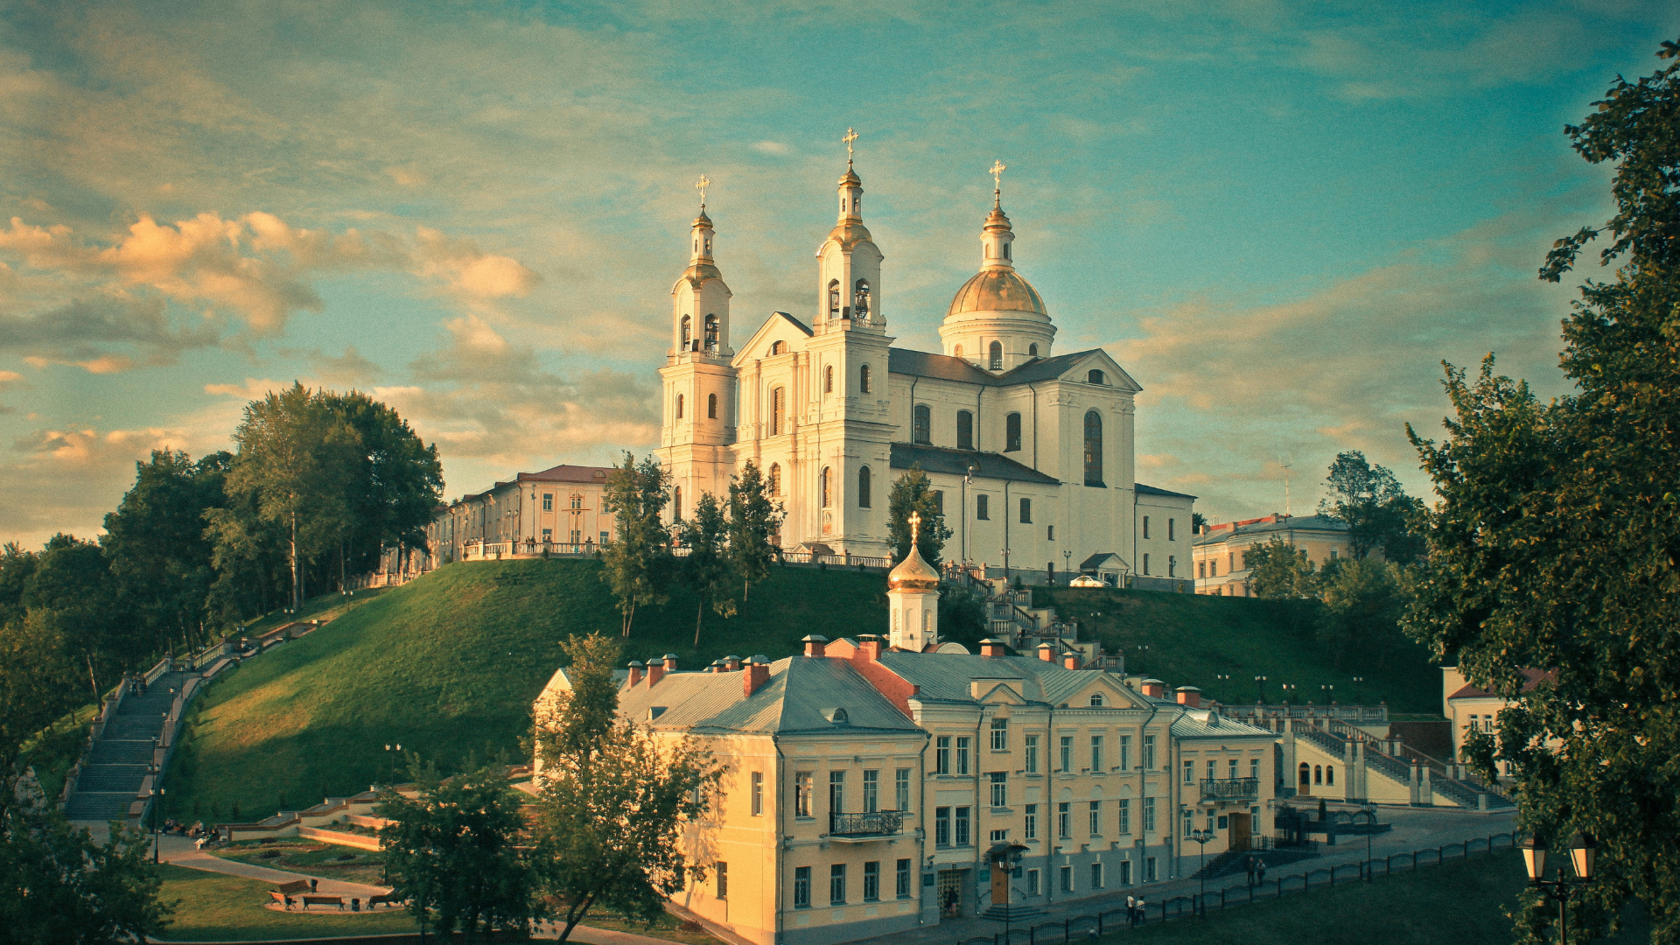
600, 453, 672, 637
532, 633, 721, 942
1318, 450, 1425, 562
886, 466, 952, 568
102, 451, 229, 655
0, 542, 39, 629
1191, 511, 1208, 534
0, 611, 79, 776
1316, 559, 1408, 670
1244, 537, 1318, 600
725, 460, 782, 601
376, 766, 536, 943
679, 493, 735, 646
325, 391, 445, 581
1404, 38, 1680, 944
0, 808, 173, 945
24, 536, 132, 701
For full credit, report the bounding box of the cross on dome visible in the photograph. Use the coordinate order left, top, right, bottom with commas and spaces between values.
844, 128, 859, 165
908, 510, 921, 544
696, 174, 711, 210
990, 159, 1007, 208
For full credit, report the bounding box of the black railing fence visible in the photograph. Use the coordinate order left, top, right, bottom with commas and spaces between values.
830, 810, 905, 837
953, 831, 1522, 945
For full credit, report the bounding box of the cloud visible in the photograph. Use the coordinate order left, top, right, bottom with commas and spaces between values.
0, 295, 220, 367
308, 346, 384, 386
751, 141, 791, 155
415, 228, 540, 301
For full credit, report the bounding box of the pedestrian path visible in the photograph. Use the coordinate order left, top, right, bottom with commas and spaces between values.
65, 671, 190, 823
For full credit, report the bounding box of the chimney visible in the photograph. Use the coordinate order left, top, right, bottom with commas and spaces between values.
626, 660, 644, 687
1062, 652, 1082, 670
857, 635, 883, 661
1036, 643, 1057, 662
646, 658, 665, 688
743, 659, 770, 697
708, 660, 723, 673
1141, 678, 1165, 699
802, 635, 829, 658
1175, 686, 1202, 709
662, 653, 679, 674
980, 638, 1007, 658
723, 655, 742, 672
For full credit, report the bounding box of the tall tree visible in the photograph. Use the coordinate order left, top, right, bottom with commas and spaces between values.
1244, 537, 1318, 600
0, 810, 173, 945
325, 391, 445, 582
103, 450, 229, 655
1317, 451, 1424, 562
0, 610, 79, 777
377, 767, 536, 943
23, 536, 130, 701
531, 634, 720, 943
1404, 38, 1680, 944
599, 453, 672, 637
725, 460, 782, 601
886, 466, 952, 568
679, 493, 735, 646
1316, 558, 1408, 671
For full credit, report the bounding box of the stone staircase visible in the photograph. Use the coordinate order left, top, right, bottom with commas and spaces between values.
1296, 723, 1512, 810
63, 671, 190, 823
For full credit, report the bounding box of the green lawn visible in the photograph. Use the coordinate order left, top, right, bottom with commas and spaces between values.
1103, 852, 1647, 944
211, 838, 388, 885
154, 863, 419, 941
1036, 586, 1442, 713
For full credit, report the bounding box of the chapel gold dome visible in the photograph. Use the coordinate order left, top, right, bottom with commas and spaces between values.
947, 268, 1047, 318
888, 544, 940, 590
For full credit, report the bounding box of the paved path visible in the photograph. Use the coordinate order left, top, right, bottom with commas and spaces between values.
850, 805, 1520, 945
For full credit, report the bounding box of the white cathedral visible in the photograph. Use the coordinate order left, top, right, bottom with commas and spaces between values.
656, 152, 1195, 585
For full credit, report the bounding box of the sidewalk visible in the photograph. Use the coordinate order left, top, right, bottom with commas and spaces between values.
850, 806, 1519, 945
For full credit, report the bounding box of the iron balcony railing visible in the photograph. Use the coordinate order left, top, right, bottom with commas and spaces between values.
830, 810, 905, 838
1199, 777, 1260, 800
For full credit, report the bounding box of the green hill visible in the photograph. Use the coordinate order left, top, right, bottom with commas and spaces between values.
165, 560, 1443, 823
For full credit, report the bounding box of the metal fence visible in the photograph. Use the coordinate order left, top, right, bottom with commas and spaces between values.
953, 831, 1522, 945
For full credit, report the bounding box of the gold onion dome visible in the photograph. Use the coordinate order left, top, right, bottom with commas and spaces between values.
947, 268, 1047, 318
888, 543, 940, 590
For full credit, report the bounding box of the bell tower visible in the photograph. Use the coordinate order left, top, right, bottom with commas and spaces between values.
815, 129, 885, 335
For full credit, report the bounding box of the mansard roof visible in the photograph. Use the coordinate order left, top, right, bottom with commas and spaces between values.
888, 347, 1141, 392
614, 656, 921, 737
889, 443, 1060, 485
1169, 708, 1274, 740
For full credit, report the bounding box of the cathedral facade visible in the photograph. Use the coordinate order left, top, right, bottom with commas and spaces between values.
657, 158, 1194, 583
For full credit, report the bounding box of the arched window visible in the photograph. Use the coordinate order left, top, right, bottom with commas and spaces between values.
707, 393, 717, 419
673, 486, 683, 522
680, 315, 691, 349
989, 341, 1003, 371
860, 364, 871, 393
1143, 517, 1150, 539
1142, 553, 1150, 575
825, 365, 834, 393
853, 278, 871, 319
1325, 766, 1335, 786
704, 314, 719, 353
1090, 694, 1104, 707
1299, 764, 1311, 787
913, 404, 931, 444
676, 394, 684, 419
858, 466, 872, 508
1168, 519, 1175, 541
1028, 343, 1038, 357
1088, 369, 1106, 385
820, 467, 832, 508
1005, 413, 1021, 452
768, 463, 781, 496
828, 280, 841, 320
770, 387, 785, 436
954, 344, 963, 357
770, 340, 784, 356
570, 493, 582, 509
956, 410, 974, 450
1083, 411, 1104, 486
1314, 766, 1323, 785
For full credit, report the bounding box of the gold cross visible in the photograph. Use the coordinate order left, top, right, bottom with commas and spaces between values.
908, 510, 921, 545
696, 174, 710, 208
844, 128, 859, 164
990, 159, 1007, 193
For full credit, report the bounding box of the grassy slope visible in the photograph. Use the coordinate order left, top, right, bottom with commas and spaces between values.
1036, 586, 1442, 714
154, 864, 419, 941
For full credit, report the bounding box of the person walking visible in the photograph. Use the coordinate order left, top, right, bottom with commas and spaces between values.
1136, 896, 1147, 925
1246, 856, 1256, 887
1127, 894, 1136, 927
1256, 860, 1268, 888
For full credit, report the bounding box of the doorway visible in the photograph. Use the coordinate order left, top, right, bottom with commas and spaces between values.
937, 869, 965, 918
991, 864, 1008, 909
1229, 811, 1251, 852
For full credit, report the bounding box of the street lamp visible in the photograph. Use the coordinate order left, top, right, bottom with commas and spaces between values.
1188, 827, 1216, 915
1280, 683, 1296, 703
1136, 645, 1149, 674
1352, 676, 1365, 704
1255, 675, 1269, 704
385, 743, 403, 784
152, 787, 166, 863
1321, 684, 1335, 704
963, 463, 978, 566
1358, 804, 1378, 882
1062, 550, 1072, 585
989, 840, 1029, 942
1215, 673, 1231, 699
1523, 832, 1597, 945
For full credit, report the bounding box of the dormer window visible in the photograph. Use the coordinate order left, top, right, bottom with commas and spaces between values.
1090, 694, 1104, 707
1088, 370, 1106, 385
770, 340, 784, 356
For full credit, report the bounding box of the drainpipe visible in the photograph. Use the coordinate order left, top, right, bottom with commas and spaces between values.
773, 734, 787, 944
1003, 481, 1011, 582
973, 705, 987, 915
1140, 700, 1160, 885
1026, 382, 1040, 472
1044, 700, 1056, 907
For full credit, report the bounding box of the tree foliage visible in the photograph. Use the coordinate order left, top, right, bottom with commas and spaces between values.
532, 633, 721, 942
1318, 450, 1424, 563
0, 808, 173, 945
1317, 558, 1408, 671
679, 492, 735, 646
886, 466, 952, 568
599, 453, 673, 637
1244, 538, 1318, 600
725, 460, 783, 599
1404, 38, 1680, 944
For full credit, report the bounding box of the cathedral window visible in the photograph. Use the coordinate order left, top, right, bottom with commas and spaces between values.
1168, 518, 1175, 541
828, 280, 841, 321
676, 394, 684, 419
673, 486, 683, 522
957, 411, 974, 450
976, 494, 989, 520
1020, 498, 1032, 524
1005, 413, 1022, 452
770, 340, 784, 356
708, 393, 718, 419
913, 405, 931, 445
1142, 553, 1150, 576
1083, 411, 1104, 487
989, 342, 1003, 371
1143, 517, 1150, 539
858, 466, 872, 508
705, 314, 719, 353
768, 463, 781, 496
825, 365, 834, 393
860, 364, 871, 393
853, 279, 870, 319
681, 315, 691, 350
1088, 369, 1106, 385
1028, 343, 1038, 357
820, 467, 832, 508
771, 387, 786, 436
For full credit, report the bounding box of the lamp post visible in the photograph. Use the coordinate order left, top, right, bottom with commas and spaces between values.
1321, 684, 1335, 704
385, 743, 403, 784
1255, 675, 1269, 704
963, 463, 978, 567
1352, 676, 1365, 704
1358, 804, 1378, 882
152, 787, 166, 863
990, 840, 1029, 942
1188, 828, 1215, 915
1280, 683, 1296, 703
1135, 645, 1149, 675
1062, 550, 1072, 585
1215, 673, 1231, 700
1523, 833, 1596, 945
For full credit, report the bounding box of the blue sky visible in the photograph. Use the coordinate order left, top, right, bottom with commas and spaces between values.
0, 0, 1674, 547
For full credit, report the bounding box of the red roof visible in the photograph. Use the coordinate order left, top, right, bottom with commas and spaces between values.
1448, 668, 1554, 701
517, 463, 615, 484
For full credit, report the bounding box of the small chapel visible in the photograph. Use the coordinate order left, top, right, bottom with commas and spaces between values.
657, 136, 1195, 585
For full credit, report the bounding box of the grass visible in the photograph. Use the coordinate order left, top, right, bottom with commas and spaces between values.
154, 863, 419, 941
1101, 852, 1648, 944
211, 838, 388, 886
1035, 586, 1442, 714
19, 702, 99, 803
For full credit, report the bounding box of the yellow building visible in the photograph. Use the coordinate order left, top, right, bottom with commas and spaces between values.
1441, 666, 1553, 779
425, 462, 617, 565
1189, 514, 1352, 597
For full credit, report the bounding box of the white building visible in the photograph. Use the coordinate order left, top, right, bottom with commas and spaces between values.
657, 156, 1194, 583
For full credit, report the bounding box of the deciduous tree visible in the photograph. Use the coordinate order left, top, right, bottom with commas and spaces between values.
725, 461, 782, 601
887, 466, 952, 568
1318, 450, 1424, 562
680, 493, 735, 646
600, 453, 672, 637
0, 809, 172, 945
1244, 537, 1318, 600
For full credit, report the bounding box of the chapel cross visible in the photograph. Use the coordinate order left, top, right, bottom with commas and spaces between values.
990, 159, 1007, 195
844, 128, 859, 164
908, 510, 921, 545
696, 174, 711, 209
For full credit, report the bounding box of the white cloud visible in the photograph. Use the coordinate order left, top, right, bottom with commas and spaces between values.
415, 228, 540, 301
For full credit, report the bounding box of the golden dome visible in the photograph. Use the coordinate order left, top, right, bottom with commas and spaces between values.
825, 221, 874, 249
947, 268, 1047, 318
888, 544, 940, 591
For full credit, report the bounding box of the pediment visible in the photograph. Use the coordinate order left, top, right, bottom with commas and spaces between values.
732, 311, 814, 367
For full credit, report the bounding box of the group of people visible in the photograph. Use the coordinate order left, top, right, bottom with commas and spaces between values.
1125, 894, 1148, 927
1245, 856, 1269, 887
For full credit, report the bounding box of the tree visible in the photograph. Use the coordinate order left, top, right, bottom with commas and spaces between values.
532, 633, 720, 943
1316, 559, 1407, 670
24, 535, 132, 701
679, 493, 735, 646
0, 808, 173, 945
1404, 38, 1680, 944
886, 466, 952, 568
376, 766, 536, 943
725, 461, 782, 601
599, 453, 672, 637
1244, 537, 1317, 600
0, 611, 79, 776
325, 391, 444, 583
1317, 450, 1424, 562
1191, 511, 1208, 534
103, 451, 229, 655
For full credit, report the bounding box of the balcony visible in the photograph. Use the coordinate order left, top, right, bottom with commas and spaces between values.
1199, 777, 1260, 801
829, 810, 905, 840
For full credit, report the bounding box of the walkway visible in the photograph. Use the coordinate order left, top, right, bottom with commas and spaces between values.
65, 671, 190, 824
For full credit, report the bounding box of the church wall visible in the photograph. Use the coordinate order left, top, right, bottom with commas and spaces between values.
1134, 493, 1194, 581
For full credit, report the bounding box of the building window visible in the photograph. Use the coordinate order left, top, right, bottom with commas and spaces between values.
1142, 516, 1150, 539
708, 393, 717, 419
990, 717, 1008, 751
828, 279, 841, 320
1024, 804, 1037, 839
676, 394, 684, 419
795, 772, 813, 817
1183, 760, 1194, 785
1083, 411, 1103, 486
1060, 865, 1073, 892
542, 528, 553, 541
954, 807, 971, 846
829, 770, 845, 813
1143, 797, 1156, 833
770, 340, 783, 355
858, 466, 871, 508
1059, 736, 1073, 772
794, 867, 811, 908
956, 737, 970, 775
989, 772, 1008, 808
1028, 343, 1038, 357
954, 344, 964, 357
935, 807, 951, 846
989, 341, 1003, 370
705, 314, 718, 353
825, 365, 834, 393
1088, 369, 1106, 385
717, 862, 728, 900
1183, 808, 1194, 838
770, 387, 785, 436
863, 770, 879, 813
1198, 561, 1206, 579
830, 864, 847, 904
1143, 735, 1157, 769
1229, 758, 1240, 780
542, 493, 553, 511
751, 772, 763, 815
1020, 498, 1032, 523
1024, 735, 1039, 774
1118, 798, 1131, 835
820, 467, 832, 508
861, 364, 871, 393
1168, 518, 1176, 541
1118, 734, 1131, 770
895, 768, 910, 811
1090, 693, 1104, 707
1057, 802, 1071, 839
1027, 869, 1040, 896
957, 410, 974, 450
1091, 862, 1104, 889
1048, 525, 1054, 540
1146, 857, 1158, 882
1326, 766, 1335, 786
681, 314, 692, 349
1142, 553, 1150, 576
896, 859, 912, 898
1251, 758, 1262, 782
990, 828, 1008, 843
936, 736, 950, 775
1120, 861, 1132, 886
976, 494, 990, 520
768, 463, 781, 496
1091, 735, 1104, 772
913, 404, 931, 444
863, 861, 880, 901
1005, 412, 1022, 452
672, 487, 682, 522
854, 278, 871, 318
1089, 801, 1102, 837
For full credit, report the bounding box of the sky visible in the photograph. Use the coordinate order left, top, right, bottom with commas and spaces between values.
0, 0, 1675, 548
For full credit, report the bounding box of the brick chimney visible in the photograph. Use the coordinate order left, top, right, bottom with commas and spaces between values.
1061, 652, 1082, 670
980, 638, 1007, 658
1175, 686, 1202, 709
1141, 678, 1165, 699
708, 660, 723, 673
723, 655, 742, 672
646, 658, 665, 688
1036, 643, 1057, 662
743, 659, 770, 696
802, 635, 829, 658
662, 653, 678, 674
626, 660, 644, 687
857, 635, 883, 661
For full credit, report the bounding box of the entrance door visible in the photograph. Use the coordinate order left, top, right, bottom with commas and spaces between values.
937, 870, 964, 918
1230, 812, 1251, 852
991, 864, 1008, 909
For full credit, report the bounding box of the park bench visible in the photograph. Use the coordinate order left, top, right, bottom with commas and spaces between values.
274, 880, 311, 895
367, 893, 401, 909
268, 891, 294, 910
301, 895, 344, 910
